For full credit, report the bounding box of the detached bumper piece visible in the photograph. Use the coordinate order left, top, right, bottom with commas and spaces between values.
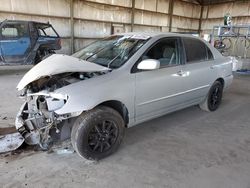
0, 132, 24, 153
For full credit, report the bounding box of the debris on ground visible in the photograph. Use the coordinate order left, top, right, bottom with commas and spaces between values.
0, 132, 24, 153
48, 140, 75, 155
54, 148, 75, 155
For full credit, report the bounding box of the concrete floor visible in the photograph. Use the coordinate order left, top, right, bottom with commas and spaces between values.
0, 71, 250, 188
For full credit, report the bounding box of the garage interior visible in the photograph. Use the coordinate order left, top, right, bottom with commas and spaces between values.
0, 0, 250, 187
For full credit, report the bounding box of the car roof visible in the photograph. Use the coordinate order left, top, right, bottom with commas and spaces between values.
117, 32, 200, 39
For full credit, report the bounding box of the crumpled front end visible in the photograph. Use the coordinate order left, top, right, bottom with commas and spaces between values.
15, 90, 81, 149
15, 54, 110, 149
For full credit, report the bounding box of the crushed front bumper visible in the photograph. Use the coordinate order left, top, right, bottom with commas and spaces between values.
15, 102, 41, 146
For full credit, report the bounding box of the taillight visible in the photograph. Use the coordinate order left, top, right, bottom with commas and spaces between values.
58, 39, 62, 47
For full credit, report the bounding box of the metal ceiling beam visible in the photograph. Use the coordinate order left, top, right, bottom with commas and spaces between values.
196, 0, 203, 5
201, 0, 246, 5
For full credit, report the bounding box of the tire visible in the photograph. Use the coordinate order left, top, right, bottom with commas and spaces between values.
71, 106, 125, 160
199, 81, 223, 112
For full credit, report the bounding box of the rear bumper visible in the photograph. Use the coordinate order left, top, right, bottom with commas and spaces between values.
224, 74, 233, 90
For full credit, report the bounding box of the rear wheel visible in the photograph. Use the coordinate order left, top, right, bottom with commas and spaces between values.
199, 81, 223, 112
71, 106, 125, 160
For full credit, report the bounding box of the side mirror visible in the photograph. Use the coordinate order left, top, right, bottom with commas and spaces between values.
137, 59, 160, 70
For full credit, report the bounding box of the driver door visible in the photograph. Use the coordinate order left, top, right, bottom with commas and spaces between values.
134, 37, 189, 123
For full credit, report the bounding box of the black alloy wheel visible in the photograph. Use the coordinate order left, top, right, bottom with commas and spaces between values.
88, 120, 118, 153
207, 81, 223, 111
71, 106, 125, 160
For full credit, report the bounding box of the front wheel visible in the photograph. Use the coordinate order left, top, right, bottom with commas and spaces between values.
71, 106, 125, 160
199, 81, 223, 112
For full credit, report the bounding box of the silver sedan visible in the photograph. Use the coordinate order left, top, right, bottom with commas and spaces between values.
16, 33, 233, 160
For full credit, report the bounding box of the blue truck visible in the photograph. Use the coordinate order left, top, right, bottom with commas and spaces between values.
0, 20, 61, 65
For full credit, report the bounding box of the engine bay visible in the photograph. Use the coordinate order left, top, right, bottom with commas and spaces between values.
28, 71, 108, 93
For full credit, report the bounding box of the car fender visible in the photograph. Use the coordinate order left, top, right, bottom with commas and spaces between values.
54, 70, 136, 124
212, 56, 233, 88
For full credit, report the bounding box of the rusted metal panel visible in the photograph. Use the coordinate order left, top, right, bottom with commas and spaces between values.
134, 11, 169, 26
173, 0, 201, 19
133, 25, 161, 32
172, 16, 200, 30
1, 0, 70, 17
73, 0, 131, 24
74, 38, 96, 52
59, 39, 71, 54
135, 0, 157, 12
157, 0, 170, 14
74, 20, 111, 38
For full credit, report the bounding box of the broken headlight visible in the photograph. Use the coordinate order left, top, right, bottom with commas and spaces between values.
27, 91, 68, 112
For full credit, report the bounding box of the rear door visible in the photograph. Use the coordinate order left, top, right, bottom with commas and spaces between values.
181, 37, 217, 102
0, 22, 31, 64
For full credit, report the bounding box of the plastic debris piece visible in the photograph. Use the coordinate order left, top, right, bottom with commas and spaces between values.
55, 148, 75, 155
0, 132, 24, 153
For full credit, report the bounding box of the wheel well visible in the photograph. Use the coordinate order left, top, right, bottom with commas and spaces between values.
216, 78, 225, 88
98, 100, 129, 127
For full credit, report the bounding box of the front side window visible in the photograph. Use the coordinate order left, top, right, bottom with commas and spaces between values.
183, 38, 213, 63
72, 35, 149, 69
1, 23, 27, 38
141, 38, 180, 67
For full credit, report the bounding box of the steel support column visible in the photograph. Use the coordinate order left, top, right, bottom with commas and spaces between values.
70, 0, 74, 54
168, 0, 174, 32
198, 5, 204, 35
131, 0, 135, 32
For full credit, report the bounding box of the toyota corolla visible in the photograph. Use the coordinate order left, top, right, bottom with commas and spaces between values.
15, 33, 233, 160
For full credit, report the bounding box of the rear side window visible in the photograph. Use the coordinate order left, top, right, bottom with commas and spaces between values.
183, 38, 213, 63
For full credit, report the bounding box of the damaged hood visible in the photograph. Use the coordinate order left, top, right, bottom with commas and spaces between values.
17, 54, 110, 90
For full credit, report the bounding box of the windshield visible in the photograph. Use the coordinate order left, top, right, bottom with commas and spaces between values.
72, 35, 150, 69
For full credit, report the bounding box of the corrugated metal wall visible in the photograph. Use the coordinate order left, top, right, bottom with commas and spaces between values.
0, 0, 201, 54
